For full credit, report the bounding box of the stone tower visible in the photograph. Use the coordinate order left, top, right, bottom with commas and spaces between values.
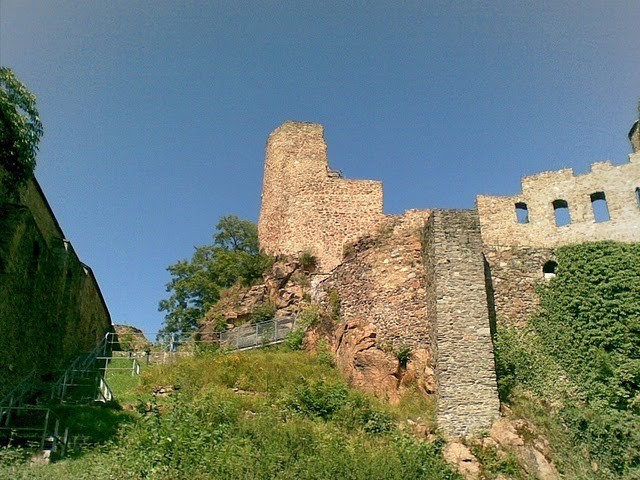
630, 120, 639, 154
258, 121, 385, 271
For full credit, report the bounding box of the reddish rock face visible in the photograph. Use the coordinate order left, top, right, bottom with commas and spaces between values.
332, 320, 402, 403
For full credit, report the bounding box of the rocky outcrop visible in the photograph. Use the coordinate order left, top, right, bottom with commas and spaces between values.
443, 442, 481, 479
486, 417, 559, 480
113, 325, 152, 352
307, 318, 436, 405
443, 414, 560, 480
199, 258, 311, 335
332, 320, 403, 403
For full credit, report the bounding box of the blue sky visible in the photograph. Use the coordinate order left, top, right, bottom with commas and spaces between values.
1, 1, 639, 334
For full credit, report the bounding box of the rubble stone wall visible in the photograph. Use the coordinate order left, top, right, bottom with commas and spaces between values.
317, 210, 433, 350
424, 210, 500, 438
477, 153, 640, 248
258, 122, 384, 271
483, 246, 555, 327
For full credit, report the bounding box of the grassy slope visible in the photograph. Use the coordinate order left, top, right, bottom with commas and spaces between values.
1, 349, 459, 480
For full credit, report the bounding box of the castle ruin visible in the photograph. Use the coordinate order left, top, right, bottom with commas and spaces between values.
258, 120, 640, 438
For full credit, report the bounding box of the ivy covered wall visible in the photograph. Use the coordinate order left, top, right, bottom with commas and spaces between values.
0, 178, 112, 393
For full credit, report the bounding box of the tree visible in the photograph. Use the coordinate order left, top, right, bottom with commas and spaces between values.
159, 215, 273, 334
0, 67, 43, 200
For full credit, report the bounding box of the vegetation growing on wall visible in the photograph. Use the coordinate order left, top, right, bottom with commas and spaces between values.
159, 215, 273, 335
0, 67, 43, 200
495, 241, 640, 479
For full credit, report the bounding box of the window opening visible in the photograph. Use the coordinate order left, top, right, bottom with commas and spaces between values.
515, 202, 529, 224
543, 260, 557, 280
636, 187, 640, 208
552, 199, 571, 226
590, 192, 610, 222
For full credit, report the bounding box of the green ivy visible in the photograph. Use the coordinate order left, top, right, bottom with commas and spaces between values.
494, 241, 640, 479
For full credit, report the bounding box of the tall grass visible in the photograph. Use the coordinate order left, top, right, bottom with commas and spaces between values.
1, 348, 458, 480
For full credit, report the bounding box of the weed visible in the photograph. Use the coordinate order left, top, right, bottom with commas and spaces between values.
299, 250, 318, 271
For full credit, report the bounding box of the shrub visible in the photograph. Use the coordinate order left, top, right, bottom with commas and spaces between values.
299, 250, 318, 271
285, 379, 349, 419
250, 302, 276, 324
395, 345, 412, 368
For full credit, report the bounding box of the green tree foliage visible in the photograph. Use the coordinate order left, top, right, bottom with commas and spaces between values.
159, 215, 273, 334
0, 67, 43, 199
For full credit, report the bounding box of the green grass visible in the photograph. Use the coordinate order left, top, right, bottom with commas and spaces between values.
1, 348, 459, 480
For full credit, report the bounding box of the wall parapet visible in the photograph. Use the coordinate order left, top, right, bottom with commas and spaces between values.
477, 154, 640, 248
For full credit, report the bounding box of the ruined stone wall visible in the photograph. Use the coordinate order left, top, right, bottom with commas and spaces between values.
258, 122, 384, 271
0, 178, 112, 392
317, 210, 433, 349
483, 246, 554, 327
477, 152, 640, 327
424, 210, 500, 438
477, 153, 640, 248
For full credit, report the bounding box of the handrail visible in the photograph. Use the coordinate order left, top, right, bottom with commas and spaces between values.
0, 370, 37, 412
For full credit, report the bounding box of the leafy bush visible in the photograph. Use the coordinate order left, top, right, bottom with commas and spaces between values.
285, 379, 349, 419
284, 304, 321, 351
250, 302, 276, 324
284, 328, 305, 350
395, 345, 412, 368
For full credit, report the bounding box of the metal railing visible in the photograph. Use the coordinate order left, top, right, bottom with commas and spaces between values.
219, 316, 296, 350
51, 333, 114, 404
105, 315, 297, 357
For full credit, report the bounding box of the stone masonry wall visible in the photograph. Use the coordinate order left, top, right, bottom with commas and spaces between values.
425, 210, 500, 438
317, 210, 433, 350
258, 122, 384, 272
477, 152, 640, 327
483, 246, 555, 327
0, 177, 112, 393
477, 153, 640, 248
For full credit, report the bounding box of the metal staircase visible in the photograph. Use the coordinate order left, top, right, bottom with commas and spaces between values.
0, 333, 116, 458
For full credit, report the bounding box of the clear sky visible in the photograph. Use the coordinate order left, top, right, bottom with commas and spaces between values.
1, 1, 639, 335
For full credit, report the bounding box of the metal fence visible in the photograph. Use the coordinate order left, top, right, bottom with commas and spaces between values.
107, 316, 297, 357
219, 316, 296, 350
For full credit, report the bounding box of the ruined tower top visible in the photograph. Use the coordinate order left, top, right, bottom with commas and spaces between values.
258, 121, 384, 271
630, 120, 639, 154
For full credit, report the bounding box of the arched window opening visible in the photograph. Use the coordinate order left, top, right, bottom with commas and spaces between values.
635, 187, 640, 208
515, 202, 529, 224
543, 260, 558, 280
590, 192, 610, 222
552, 199, 571, 226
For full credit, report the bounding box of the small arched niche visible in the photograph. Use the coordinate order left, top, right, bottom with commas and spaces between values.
515, 202, 529, 224
552, 199, 571, 227
543, 260, 558, 280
